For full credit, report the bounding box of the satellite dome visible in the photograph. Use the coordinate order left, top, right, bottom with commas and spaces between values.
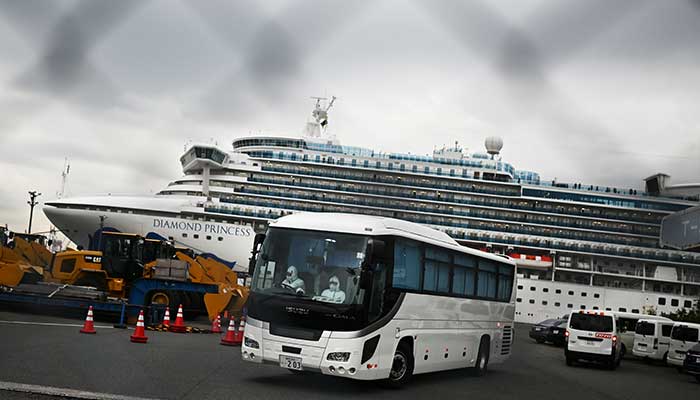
485, 136, 504, 156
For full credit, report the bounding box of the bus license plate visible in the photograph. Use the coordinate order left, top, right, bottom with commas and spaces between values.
280, 355, 303, 371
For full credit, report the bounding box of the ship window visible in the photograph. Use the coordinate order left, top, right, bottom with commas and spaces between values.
529, 299, 535, 304
516, 298, 522, 303
412, 165, 417, 172
193, 234, 199, 239
424, 166, 430, 174
554, 302, 561, 307
555, 289, 561, 294
618, 307, 627, 312
658, 297, 666, 305
206, 235, 212, 240
364, 160, 369, 167
376, 161, 381, 168
568, 291, 574, 295
685, 300, 692, 308
593, 306, 599, 310
605, 308, 612, 311
567, 304, 573, 308
594, 293, 600, 299
182, 233, 188, 238
580, 305, 586, 309
631, 309, 639, 314
581, 292, 587, 297
218, 237, 223, 242
543, 288, 549, 293
542, 301, 548, 306
671, 299, 679, 307
530, 286, 535, 291
351, 159, 357, 166
517, 285, 523, 290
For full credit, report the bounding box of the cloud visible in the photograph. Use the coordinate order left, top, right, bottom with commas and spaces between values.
0, 0, 699, 233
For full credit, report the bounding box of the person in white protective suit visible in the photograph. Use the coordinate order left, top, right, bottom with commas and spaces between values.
320, 275, 345, 303
281, 265, 306, 294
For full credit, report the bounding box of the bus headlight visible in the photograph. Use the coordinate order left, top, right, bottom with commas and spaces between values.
244, 337, 259, 349
327, 352, 351, 362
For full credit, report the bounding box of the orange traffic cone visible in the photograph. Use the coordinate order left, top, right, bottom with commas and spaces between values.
220, 318, 239, 346
211, 314, 222, 334
234, 318, 246, 343
130, 309, 148, 343
80, 306, 96, 334
162, 307, 171, 329
169, 304, 187, 333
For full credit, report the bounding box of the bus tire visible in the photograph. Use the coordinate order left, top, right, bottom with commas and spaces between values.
470, 336, 490, 377
384, 342, 413, 388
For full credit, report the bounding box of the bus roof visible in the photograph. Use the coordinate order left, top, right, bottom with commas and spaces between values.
270, 212, 514, 265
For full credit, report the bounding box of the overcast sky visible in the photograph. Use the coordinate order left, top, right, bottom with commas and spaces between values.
1, 0, 699, 235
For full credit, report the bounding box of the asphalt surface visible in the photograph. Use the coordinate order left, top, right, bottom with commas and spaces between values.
0, 310, 697, 400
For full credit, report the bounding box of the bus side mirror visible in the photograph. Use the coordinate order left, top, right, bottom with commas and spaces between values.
248, 233, 266, 276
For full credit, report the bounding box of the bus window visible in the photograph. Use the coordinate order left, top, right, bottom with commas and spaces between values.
477, 260, 498, 299
498, 264, 514, 301
453, 253, 476, 296
392, 239, 421, 290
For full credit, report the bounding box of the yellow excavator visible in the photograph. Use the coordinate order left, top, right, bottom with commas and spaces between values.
0, 228, 249, 320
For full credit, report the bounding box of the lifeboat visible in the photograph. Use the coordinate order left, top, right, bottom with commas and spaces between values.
508, 253, 553, 268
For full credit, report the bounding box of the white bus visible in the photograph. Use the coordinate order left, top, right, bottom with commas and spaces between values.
241, 213, 516, 387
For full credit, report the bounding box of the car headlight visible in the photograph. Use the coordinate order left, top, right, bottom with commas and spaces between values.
244, 337, 259, 349
327, 352, 351, 362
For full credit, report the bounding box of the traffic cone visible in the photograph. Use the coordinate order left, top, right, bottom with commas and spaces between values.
80, 306, 96, 334
234, 318, 246, 343
169, 304, 187, 333
220, 318, 239, 346
130, 309, 148, 343
162, 307, 171, 329
211, 314, 222, 334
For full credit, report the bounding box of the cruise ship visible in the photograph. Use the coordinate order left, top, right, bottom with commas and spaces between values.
44, 97, 700, 323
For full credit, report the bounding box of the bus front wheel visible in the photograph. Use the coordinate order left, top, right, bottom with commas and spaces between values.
470, 337, 490, 376
384, 342, 413, 388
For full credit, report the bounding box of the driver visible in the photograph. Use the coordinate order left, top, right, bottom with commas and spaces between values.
320, 275, 345, 303
281, 266, 306, 294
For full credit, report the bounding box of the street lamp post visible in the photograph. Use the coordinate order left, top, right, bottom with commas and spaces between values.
27, 191, 41, 234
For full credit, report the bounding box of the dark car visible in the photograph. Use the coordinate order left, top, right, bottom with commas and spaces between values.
530, 318, 568, 345
683, 343, 700, 382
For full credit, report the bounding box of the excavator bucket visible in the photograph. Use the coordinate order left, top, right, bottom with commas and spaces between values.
0, 261, 25, 287
0, 246, 42, 287
203, 287, 249, 321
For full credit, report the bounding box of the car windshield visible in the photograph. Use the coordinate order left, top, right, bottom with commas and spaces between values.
635, 321, 655, 336
251, 228, 369, 305
569, 313, 613, 332
671, 326, 699, 342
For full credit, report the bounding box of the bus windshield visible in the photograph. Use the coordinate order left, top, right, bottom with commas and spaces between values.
252, 228, 369, 305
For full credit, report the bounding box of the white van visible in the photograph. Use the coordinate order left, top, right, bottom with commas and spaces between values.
614, 312, 671, 358
632, 319, 675, 362
667, 322, 700, 369
565, 310, 622, 369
